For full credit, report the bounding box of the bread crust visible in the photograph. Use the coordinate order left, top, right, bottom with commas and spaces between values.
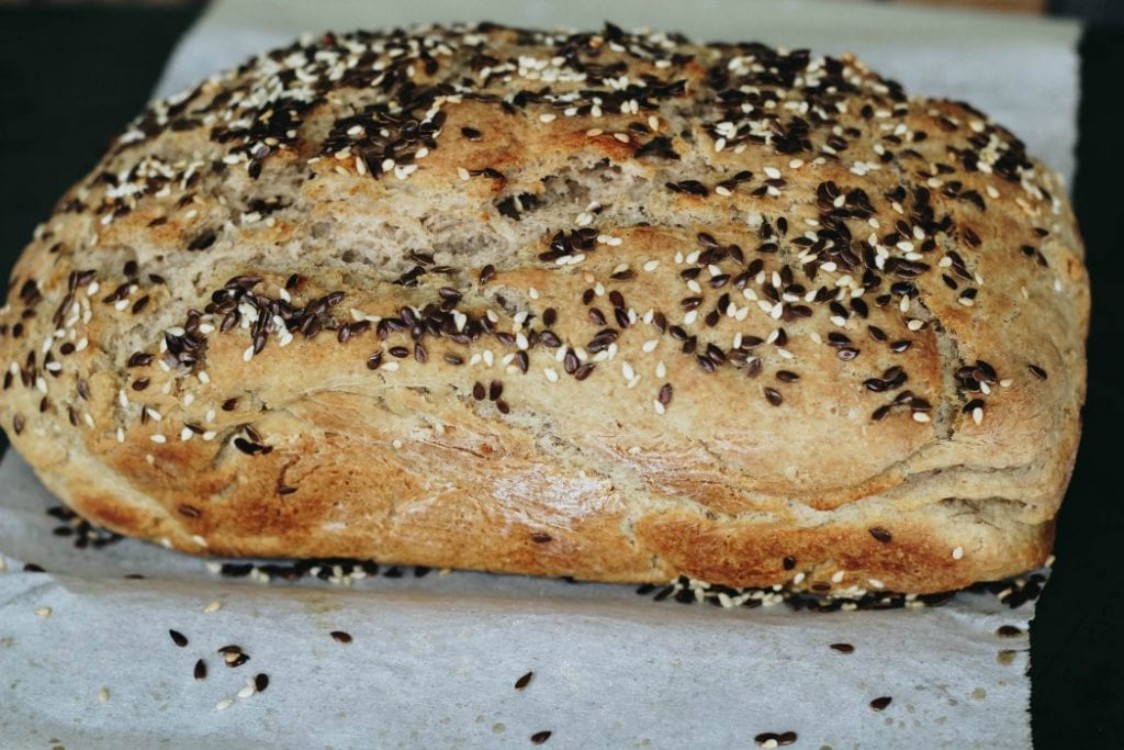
0, 24, 1087, 595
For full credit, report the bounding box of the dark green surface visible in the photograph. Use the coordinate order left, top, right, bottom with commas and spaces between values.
1029, 27, 1124, 749
0, 6, 201, 296
0, 8, 1120, 747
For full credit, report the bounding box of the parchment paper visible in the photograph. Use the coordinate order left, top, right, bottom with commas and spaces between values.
0, 2, 1078, 747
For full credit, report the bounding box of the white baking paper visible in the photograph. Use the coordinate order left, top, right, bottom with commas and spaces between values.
1, 2, 1078, 747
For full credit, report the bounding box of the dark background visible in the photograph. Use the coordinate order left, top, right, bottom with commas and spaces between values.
0, 5, 1120, 747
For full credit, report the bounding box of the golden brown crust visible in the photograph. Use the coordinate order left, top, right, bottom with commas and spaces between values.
0, 24, 1087, 595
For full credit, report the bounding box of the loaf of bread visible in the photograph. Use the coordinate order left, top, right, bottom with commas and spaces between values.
0, 23, 1088, 595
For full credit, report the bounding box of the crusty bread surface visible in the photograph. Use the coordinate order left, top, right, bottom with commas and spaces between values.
0, 24, 1088, 595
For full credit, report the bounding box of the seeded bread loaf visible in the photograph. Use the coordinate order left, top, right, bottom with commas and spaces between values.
0, 23, 1088, 596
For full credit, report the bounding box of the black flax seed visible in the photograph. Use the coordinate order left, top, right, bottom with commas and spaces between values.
870, 696, 893, 710
868, 527, 892, 543
169, 629, 188, 648
194, 659, 207, 680
515, 671, 534, 690
254, 673, 269, 692
531, 730, 552, 744
331, 630, 353, 644
997, 625, 1023, 637
830, 643, 855, 654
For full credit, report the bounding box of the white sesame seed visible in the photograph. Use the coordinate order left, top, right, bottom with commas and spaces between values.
642, 339, 659, 353
204, 600, 222, 613
953, 546, 965, 560
238, 685, 256, 699
150, 434, 167, 444
683, 310, 698, 326
907, 319, 924, 331
972, 407, 984, 425
912, 412, 931, 423
613, 133, 629, 143
116, 428, 125, 443
656, 361, 667, 378
98, 688, 110, 703
654, 400, 665, 415
457, 167, 470, 181
198, 371, 210, 384
622, 362, 635, 381
180, 427, 194, 442
83, 413, 95, 428
686, 279, 702, 294
831, 570, 845, 583
216, 698, 234, 711
1000, 378, 1013, 388
539, 113, 557, 123
192, 535, 208, 548
383, 361, 400, 372
35, 606, 51, 618
793, 572, 806, 585
763, 166, 782, 179
543, 367, 559, 383
202, 431, 216, 441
